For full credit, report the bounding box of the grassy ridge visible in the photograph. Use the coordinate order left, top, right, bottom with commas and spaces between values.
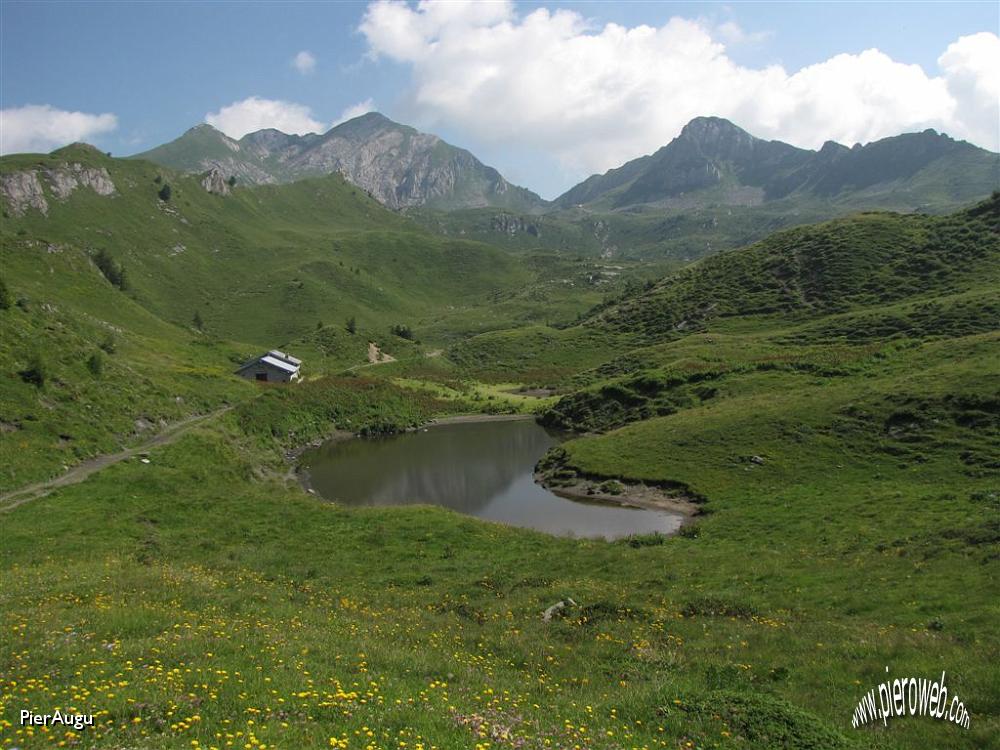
590, 198, 999, 338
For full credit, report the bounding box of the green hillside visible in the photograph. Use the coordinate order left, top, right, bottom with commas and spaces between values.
0, 146, 612, 488
589, 196, 1000, 338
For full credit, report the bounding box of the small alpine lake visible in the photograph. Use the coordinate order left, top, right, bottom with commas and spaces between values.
299, 417, 685, 539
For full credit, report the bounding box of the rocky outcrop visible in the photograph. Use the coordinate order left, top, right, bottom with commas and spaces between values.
200, 165, 231, 196
1, 163, 116, 217
44, 164, 116, 200
490, 213, 540, 237
1, 171, 48, 216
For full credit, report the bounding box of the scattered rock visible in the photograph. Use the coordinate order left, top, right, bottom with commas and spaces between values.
750, 455, 765, 465
542, 598, 577, 622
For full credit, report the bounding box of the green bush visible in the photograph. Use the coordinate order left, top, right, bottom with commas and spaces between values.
18, 353, 47, 387
390, 323, 415, 340
0, 276, 12, 310
93, 249, 127, 290
87, 351, 104, 377
675, 691, 851, 750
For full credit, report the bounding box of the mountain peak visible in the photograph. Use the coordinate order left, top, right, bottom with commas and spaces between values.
349, 111, 391, 125
133, 112, 543, 211
329, 111, 414, 138
188, 123, 224, 136
554, 118, 996, 211
678, 116, 750, 143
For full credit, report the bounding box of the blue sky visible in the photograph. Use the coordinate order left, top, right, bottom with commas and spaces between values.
2, 1, 998, 198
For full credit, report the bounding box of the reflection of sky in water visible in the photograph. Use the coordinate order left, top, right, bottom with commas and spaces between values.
301, 419, 683, 539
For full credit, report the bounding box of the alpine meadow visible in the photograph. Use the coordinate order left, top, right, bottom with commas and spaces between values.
1, 3, 998, 750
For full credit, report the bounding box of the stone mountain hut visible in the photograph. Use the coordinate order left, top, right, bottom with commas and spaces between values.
235, 350, 302, 383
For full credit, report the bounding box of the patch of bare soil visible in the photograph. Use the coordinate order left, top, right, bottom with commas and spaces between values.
367, 341, 396, 364
541, 476, 701, 517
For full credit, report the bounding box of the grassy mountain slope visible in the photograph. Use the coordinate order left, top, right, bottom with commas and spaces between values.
0, 146, 608, 489
448, 197, 998, 389
2, 146, 598, 346
589, 196, 1000, 338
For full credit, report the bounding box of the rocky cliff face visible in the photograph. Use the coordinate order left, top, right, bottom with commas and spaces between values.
45, 163, 116, 200
134, 113, 545, 212
200, 165, 231, 196
1, 162, 116, 216
1, 171, 49, 216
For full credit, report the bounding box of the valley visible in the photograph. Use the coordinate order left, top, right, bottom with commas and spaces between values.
1, 121, 998, 750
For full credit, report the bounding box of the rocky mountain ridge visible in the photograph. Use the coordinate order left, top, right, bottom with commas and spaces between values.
554, 116, 999, 211
134, 113, 544, 212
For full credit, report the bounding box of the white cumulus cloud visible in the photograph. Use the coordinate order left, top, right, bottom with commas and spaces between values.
359, 1, 1000, 178
205, 96, 327, 138
334, 98, 377, 125
292, 50, 317, 74
0, 104, 118, 155
938, 32, 1000, 151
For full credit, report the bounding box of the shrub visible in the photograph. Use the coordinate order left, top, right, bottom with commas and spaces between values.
158, 183, 172, 201
623, 532, 667, 548
87, 352, 104, 377
598, 479, 624, 495
346, 316, 357, 335
674, 691, 851, 750
0, 276, 11, 310
19, 353, 47, 387
390, 324, 415, 340
678, 523, 700, 539
192, 310, 204, 331
93, 249, 126, 289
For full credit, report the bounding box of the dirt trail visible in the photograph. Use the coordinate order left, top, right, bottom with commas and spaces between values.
0, 406, 233, 512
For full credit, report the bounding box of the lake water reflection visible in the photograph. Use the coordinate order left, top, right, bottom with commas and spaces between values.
300, 418, 683, 539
